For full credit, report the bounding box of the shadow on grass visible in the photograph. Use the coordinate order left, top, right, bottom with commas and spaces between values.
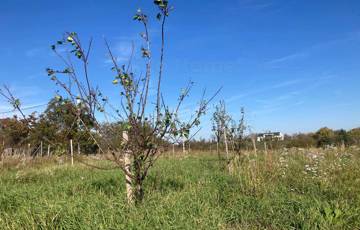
146, 176, 185, 194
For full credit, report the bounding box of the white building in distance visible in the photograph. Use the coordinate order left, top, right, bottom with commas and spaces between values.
256, 132, 284, 142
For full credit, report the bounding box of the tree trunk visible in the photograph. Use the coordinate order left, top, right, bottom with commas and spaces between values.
224, 127, 229, 162
124, 151, 134, 204
224, 127, 232, 172
122, 131, 134, 204
70, 139, 74, 166
27, 144, 31, 157
216, 140, 221, 163
264, 141, 267, 156
341, 140, 345, 151
77, 142, 81, 155
40, 141, 43, 157
252, 136, 257, 156
0, 140, 4, 163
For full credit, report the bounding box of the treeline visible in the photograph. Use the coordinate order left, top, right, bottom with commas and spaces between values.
1, 97, 360, 155
186, 127, 360, 152
0, 98, 98, 155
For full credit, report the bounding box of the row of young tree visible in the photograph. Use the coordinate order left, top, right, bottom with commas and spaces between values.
174, 100, 360, 155
183, 127, 360, 153
3, 97, 357, 155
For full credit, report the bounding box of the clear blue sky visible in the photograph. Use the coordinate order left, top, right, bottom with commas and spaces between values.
1, 0, 360, 138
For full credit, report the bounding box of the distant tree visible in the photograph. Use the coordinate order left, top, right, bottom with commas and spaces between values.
212, 100, 231, 163
41, 97, 97, 154
349, 128, 360, 146
0, 117, 29, 147
334, 129, 350, 147
314, 127, 335, 148
285, 133, 316, 148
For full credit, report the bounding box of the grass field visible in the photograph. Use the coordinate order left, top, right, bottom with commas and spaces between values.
1, 149, 360, 229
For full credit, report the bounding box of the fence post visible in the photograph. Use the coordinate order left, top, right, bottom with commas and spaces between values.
47, 145, 50, 157
70, 139, 74, 166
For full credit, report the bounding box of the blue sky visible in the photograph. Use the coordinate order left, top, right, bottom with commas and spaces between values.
1, 0, 360, 138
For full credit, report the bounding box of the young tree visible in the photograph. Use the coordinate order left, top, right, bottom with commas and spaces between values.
229, 107, 248, 155
44, 0, 218, 203
212, 100, 232, 163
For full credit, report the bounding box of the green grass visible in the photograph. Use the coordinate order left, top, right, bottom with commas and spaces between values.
1, 149, 360, 229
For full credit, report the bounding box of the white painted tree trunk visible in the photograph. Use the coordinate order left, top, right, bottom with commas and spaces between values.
40, 141, 43, 157
341, 140, 345, 151
252, 136, 257, 156
264, 141, 267, 156
224, 127, 233, 172
124, 151, 133, 204
122, 131, 134, 204
224, 127, 229, 161
70, 139, 74, 166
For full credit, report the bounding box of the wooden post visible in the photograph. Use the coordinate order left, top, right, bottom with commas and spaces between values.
47, 145, 50, 157
188, 141, 191, 154
182, 140, 186, 154
172, 144, 175, 155
70, 139, 74, 166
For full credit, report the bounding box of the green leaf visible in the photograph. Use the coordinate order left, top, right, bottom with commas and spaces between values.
13, 99, 21, 107
67, 36, 74, 42
156, 13, 162, 20
75, 51, 82, 59
112, 79, 119, 85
